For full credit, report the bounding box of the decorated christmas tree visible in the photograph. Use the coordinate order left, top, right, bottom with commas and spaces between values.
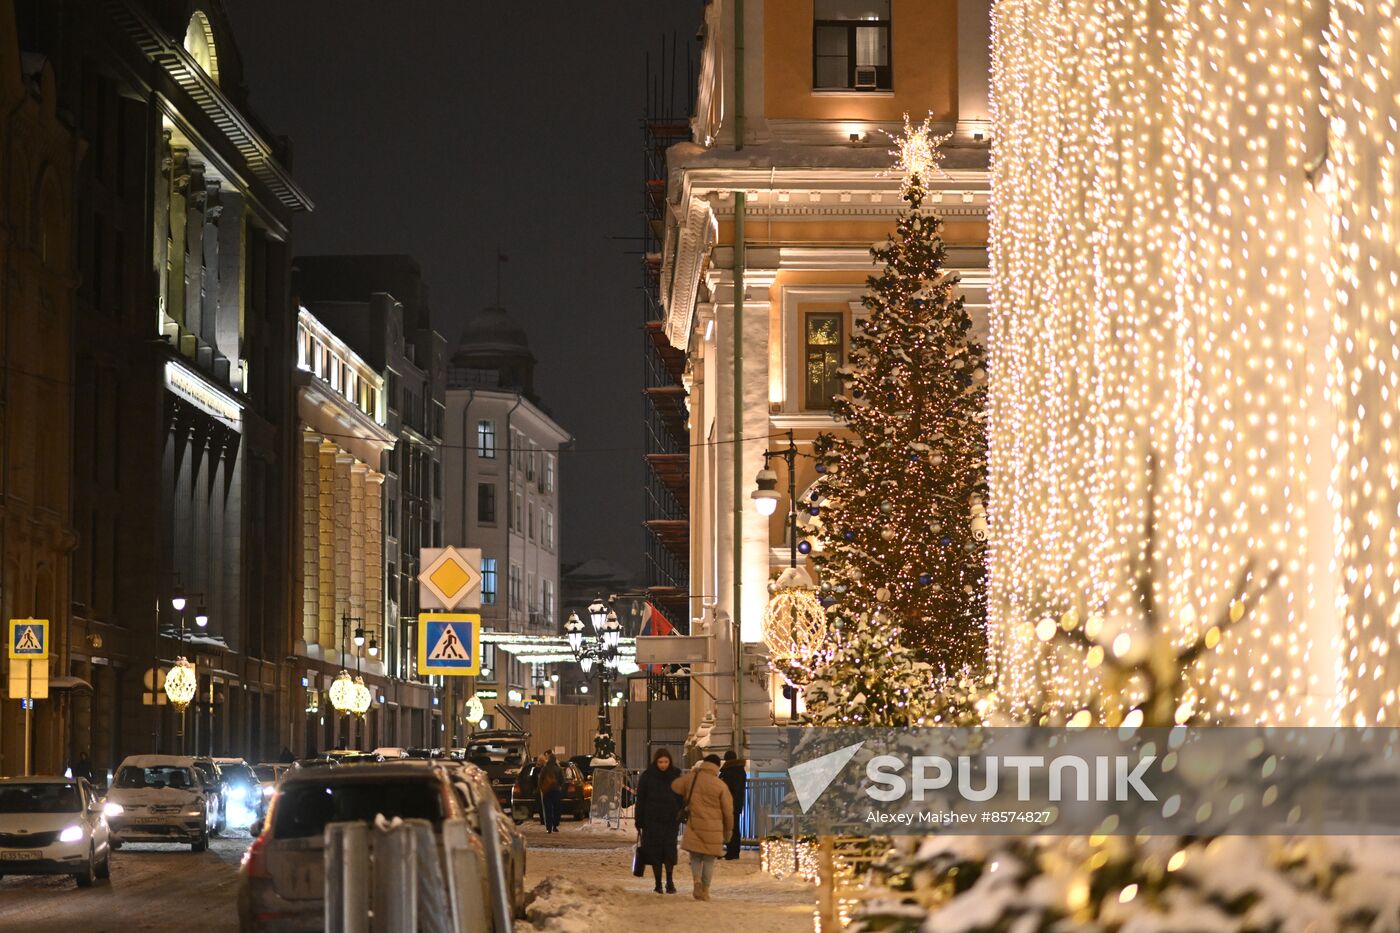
811, 114, 989, 670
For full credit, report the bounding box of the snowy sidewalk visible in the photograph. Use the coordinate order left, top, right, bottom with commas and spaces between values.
517, 822, 816, 932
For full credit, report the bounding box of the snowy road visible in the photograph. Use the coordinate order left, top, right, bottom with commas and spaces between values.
516, 822, 817, 932
0, 830, 247, 933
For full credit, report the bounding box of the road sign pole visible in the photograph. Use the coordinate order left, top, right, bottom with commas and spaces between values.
24, 660, 32, 777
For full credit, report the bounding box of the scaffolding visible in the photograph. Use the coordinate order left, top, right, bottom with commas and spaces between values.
641, 33, 696, 633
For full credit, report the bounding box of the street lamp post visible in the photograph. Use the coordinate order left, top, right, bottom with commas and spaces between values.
565, 599, 623, 760
165, 589, 209, 754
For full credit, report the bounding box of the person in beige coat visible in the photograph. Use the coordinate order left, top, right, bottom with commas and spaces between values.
671, 754, 734, 900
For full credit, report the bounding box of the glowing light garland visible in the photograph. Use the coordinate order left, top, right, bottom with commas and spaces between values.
987, 0, 1399, 725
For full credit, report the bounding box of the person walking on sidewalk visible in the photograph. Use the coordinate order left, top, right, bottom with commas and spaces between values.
539, 751, 564, 833
635, 747, 684, 893
720, 751, 747, 860
671, 753, 733, 901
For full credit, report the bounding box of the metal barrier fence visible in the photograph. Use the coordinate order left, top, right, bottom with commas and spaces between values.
324, 811, 513, 933
589, 767, 640, 829
743, 776, 790, 844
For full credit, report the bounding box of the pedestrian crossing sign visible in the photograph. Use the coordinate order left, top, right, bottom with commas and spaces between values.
8, 619, 48, 660
417, 613, 481, 676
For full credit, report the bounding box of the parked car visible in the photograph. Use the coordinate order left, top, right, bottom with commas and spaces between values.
462, 731, 530, 811
290, 757, 337, 771
251, 764, 290, 805
510, 760, 592, 822
192, 757, 227, 833
435, 760, 527, 917
104, 755, 216, 851
0, 776, 111, 887
215, 759, 267, 826
372, 747, 410, 760
238, 763, 470, 931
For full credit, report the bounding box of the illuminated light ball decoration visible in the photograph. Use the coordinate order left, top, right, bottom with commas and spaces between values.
328, 670, 356, 713
351, 676, 372, 717
762, 567, 829, 685
987, 0, 1400, 725
164, 657, 197, 712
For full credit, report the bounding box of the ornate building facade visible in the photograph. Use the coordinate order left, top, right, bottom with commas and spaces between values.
662, 0, 992, 755
12, 0, 309, 771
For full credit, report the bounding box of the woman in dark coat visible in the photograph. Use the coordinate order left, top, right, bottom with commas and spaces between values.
634, 747, 683, 893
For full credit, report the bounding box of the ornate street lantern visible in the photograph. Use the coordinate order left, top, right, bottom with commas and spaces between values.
164, 657, 197, 712
564, 611, 584, 653
587, 598, 608, 635
328, 670, 356, 713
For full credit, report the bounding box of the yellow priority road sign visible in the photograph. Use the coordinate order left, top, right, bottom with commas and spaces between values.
8, 619, 49, 660
417, 613, 482, 677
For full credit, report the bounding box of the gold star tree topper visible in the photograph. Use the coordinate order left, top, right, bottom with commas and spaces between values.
887, 112, 952, 191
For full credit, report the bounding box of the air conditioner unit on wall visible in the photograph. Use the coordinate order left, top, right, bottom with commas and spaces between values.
854, 67, 878, 88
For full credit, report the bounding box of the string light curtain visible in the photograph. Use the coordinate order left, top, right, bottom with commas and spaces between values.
988, 0, 1397, 725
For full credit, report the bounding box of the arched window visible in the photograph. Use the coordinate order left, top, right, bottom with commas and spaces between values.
184, 12, 220, 84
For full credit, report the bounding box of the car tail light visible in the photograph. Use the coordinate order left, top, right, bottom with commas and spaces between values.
242, 830, 271, 880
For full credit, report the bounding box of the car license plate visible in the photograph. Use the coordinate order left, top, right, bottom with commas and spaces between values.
0, 851, 39, 860
136, 816, 167, 823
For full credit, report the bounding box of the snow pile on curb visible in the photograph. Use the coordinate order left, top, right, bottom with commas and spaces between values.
518, 876, 610, 933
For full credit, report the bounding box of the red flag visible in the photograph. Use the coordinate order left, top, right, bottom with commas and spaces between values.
639, 602, 675, 672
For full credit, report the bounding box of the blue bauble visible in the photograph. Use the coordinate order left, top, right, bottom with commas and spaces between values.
808, 506, 820, 516
909, 452, 920, 462
918, 573, 933, 586
851, 389, 863, 399
820, 597, 837, 608
939, 535, 952, 546
797, 540, 813, 555
815, 462, 828, 474
843, 530, 855, 542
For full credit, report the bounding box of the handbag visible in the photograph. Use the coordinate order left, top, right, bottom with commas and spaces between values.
632, 831, 646, 877
676, 767, 700, 825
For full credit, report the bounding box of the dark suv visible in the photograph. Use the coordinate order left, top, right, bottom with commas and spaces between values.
510, 760, 591, 822
462, 731, 530, 811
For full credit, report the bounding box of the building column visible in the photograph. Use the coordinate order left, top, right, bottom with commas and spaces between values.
333, 453, 354, 655
365, 472, 385, 653
302, 433, 322, 647
350, 463, 367, 623
317, 440, 337, 651
955, 0, 991, 140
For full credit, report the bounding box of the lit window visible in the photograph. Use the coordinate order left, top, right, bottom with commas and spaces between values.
814, 0, 891, 91
804, 313, 844, 409
545, 454, 556, 493
477, 420, 496, 459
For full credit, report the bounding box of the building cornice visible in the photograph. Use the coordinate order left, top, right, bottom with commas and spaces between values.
101, 0, 313, 217
663, 159, 990, 350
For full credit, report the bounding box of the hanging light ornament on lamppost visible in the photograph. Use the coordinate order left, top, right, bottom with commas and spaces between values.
753, 432, 830, 688
764, 568, 828, 686
351, 676, 372, 717
164, 657, 197, 712
328, 669, 356, 714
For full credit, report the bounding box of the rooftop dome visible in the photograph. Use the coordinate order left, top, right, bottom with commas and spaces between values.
456, 306, 533, 359
449, 305, 538, 399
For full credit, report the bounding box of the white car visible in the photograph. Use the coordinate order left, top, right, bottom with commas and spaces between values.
104, 755, 216, 851
0, 776, 111, 886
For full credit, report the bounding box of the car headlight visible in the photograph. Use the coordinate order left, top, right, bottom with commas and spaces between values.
103, 802, 124, 818
59, 825, 85, 844
184, 806, 204, 817
261, 785, 274, 797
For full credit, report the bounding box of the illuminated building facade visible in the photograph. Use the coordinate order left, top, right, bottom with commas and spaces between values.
663, 0, 992, 753
294, 255, 448, 750
12, 0, 310, 771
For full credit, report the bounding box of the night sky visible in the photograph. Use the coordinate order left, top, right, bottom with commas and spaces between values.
225, 1, 702, 577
